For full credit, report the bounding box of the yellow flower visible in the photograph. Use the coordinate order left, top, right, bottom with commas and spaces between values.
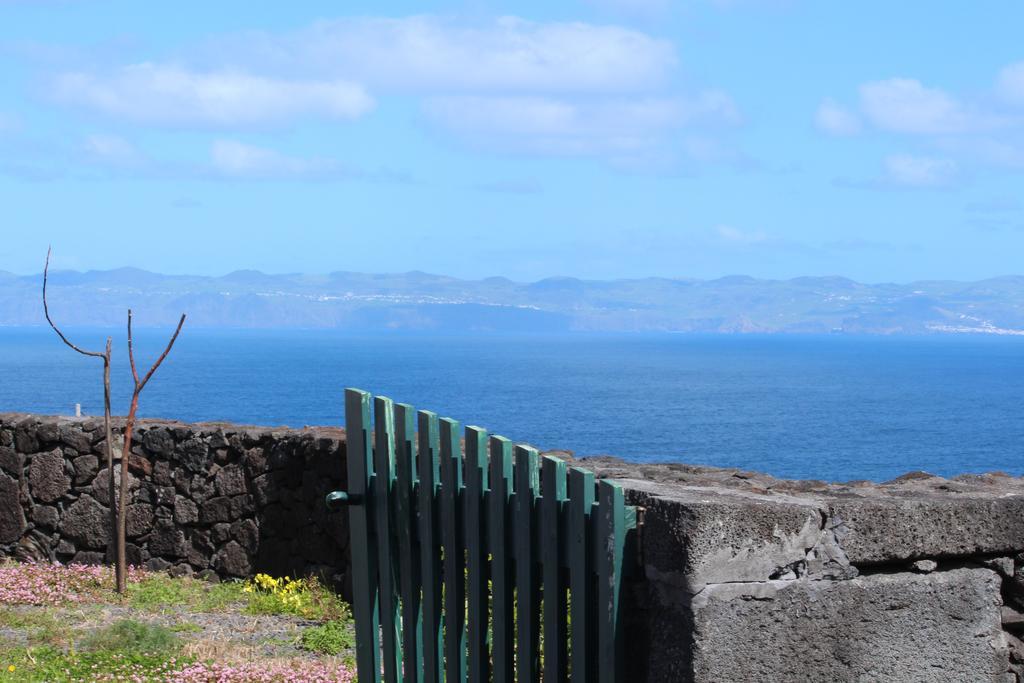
7, 665, 15, 672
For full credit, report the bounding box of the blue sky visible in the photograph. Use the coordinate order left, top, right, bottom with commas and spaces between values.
1, 1, 1022, 282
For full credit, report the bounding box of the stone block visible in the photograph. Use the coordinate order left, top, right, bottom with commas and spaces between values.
199, 496, 231, 524
72, 550, 105, 565
72, 454, 99, 485
30, 505, 59, 530
215, 464, 246, 496
174, 495, 199, 525
142, 427, 175, 457
126, 503, 154, 538
0, 472, 26, 543
621, 479, 839, 591
687, 568, 1007, 682
29, 448, 71, 503
829, 494, 1024, 565
149, 520, 187, 558
215, 540, 251, 577
58, 425, 93, 454
0, 446, 23, 476
59, 494, 109, 549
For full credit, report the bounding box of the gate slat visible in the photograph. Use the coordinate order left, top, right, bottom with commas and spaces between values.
542, 456, 569, 683
465, 426, 490, 683
514, 445, 541, 682
488, 436, 515, 683
394, 404, 422, 683
596, 480, 627, 683
373, 397, 402, 683
417, 411, 443, 683
345, 389, 381, 683
440, 418, 467, 682
569, 468, 596, 683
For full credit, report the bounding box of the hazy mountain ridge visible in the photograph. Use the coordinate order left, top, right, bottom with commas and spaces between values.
4, 268, 1024, 334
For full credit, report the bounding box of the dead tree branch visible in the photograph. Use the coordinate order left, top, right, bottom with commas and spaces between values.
116, 309, 186, 592
43, 247, 116, 581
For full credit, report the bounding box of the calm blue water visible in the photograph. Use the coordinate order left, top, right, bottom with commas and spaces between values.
1, 328, 1022, 483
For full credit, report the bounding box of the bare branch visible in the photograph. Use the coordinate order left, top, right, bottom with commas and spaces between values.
43, 247, 105, 359
136, 313, 186, 393
127, 309, 140, 386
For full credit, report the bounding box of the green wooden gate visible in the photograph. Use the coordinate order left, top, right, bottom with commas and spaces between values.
327, 388, 638, 683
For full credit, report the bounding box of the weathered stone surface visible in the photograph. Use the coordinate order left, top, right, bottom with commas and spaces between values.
230, 518, 258, 553
149, 520, 187, 558
199, 496, 231, 524
829, 494, 1024, 565
142, 428, 175, 457
688, 569, 1007, 682
59, 494, 109, 549
243, 447, 267, 478
911, 558, 938, 573
72, 550, 105, 565
30, 505, 59, 530
0, 472, 26, 543
92, 467, 137, 506
72, 454, 99, 485
15, 427, 39, 453
126, 503, 154, 538
214, 540, 251, 577
29, 448, 70, 503
128, 453, 153, 477
35, 421, 60, 445
190, 475, 215, 504
174, 495, 199, 525
215, 464, 246, 496
621, 479, 840, 591
229, 494, 253, 520
251, 473, 279, 506
211, 523, 231, 544
124, 542, 146, 566
153, 460, 172, 486
58, 425, 92, 454
146, 557, 171, 572
0, 446, 23, 475
176, 438, 209, 472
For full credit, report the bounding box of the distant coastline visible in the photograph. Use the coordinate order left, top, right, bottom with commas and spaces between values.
2, 268, 1023, 335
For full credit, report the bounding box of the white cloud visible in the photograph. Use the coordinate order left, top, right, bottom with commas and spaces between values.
815, 99, 861, 136
55, 63, 374, 125
44, 15, 736, 168
210, 140, 338, 178
884, 154, 958, 187
997, 62, 1024, 106
223, 16, 676, 94
82, 133, 142, 166
423, 92, 739, 156
859, 78, 973, 134
715, 225, 768, 244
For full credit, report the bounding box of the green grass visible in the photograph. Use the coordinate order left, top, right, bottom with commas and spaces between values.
1, 644, 192, 682
79, 619, 180, 655
0, 570, 357, 681
299, 619, 356, 655
0, 608, 71, 648
1, 620, 187, 682
125, 573, 246, 612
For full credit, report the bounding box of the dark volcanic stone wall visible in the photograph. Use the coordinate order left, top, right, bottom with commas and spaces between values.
0, 414, 349, 585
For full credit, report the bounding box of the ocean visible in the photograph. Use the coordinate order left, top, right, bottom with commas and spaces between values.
1, 328, 1021, 483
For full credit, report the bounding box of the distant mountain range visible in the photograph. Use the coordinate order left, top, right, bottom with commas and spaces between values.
3, 268, 1024, 335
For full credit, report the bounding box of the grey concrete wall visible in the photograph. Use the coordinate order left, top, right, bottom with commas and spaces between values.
581, 458, 1024, 682
4, 415, 1024, 680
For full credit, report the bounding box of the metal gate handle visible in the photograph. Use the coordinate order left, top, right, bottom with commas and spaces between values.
325, 490, 363, 510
